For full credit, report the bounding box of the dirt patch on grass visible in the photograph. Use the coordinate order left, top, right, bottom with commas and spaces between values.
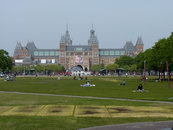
141, 110, 169, 113
48, 106, 66, 113
50, 109, 62, 113
109, 107, 133, 113
15, 106, 38, 112
82, 110, 100, 114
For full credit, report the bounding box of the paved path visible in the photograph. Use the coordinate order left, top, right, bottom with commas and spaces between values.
80, 120, 173, 130
0, 91, 173, 104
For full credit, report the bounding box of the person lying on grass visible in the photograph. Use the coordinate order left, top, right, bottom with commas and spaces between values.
80, 81, 95, 87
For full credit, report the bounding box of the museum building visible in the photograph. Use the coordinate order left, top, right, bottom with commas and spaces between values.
13, 28, 144, 70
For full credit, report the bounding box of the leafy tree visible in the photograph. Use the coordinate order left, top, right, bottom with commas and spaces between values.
91, 64, 102, 72
135, 32, 173, 76
45, 64, 65, 72
0, 49, 12, 72
106, 64, 119, 74
34, 65, 45, 72
116, 55, 135, 67
12, 66, 25, 73
128, 64, 137, 72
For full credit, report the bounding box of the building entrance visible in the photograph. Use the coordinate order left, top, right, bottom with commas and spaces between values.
71, 65, 83, 72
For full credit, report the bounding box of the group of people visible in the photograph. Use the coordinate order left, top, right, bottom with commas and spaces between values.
120, 79, 145, 92
4, 74, 16, 81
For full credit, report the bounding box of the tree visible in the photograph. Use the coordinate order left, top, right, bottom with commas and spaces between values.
106, 64, 119, 74
0, 49, 12, 72
128, 64, 137, 72
12, 66, 25, 73
116, 55, 135, 67
33, 64, 65, 74
135, 32, 173, 77
34, 65, 45, 72
91, 64, 102, 72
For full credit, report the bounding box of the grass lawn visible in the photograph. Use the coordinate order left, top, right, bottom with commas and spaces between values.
0, 76, 173, 129
0, 76, 173, 101
1, 116, 173, 130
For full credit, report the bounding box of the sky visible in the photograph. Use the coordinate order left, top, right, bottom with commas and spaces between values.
0, 0, 173, 56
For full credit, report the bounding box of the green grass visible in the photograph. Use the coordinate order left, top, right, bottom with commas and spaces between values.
0, 116, 172, 130
0, 76, 173, 101
0, 93, 156, 106
0, 76, 173, 129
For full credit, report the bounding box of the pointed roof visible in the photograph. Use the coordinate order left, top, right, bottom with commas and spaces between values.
26, 41, 37, 50
124, 41, 135, 53
136, 37, 143, 45
15, 42, 23, 50
88, 28, 99, 45
26, 41, 37, 55
60, 27, 72, 45
13, 42, 23, 57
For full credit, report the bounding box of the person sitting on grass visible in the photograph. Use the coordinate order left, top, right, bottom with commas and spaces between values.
120, 80, 126, 86
137, 84, 144, 92
87, 80, 91, 85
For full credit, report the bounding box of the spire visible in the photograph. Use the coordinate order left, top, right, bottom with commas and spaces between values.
13, 42, 23, 57
136, 37, 143, 45
60, 26, 72, 45
15, 42, 22, 50
88, 27, 99, 45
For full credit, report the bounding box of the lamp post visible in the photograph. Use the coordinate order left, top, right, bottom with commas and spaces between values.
166, 61, 170, 88
89, 58, 91, 71
143, 60, 146, 83
160, 62, 163, 82
101, 59, 104, 69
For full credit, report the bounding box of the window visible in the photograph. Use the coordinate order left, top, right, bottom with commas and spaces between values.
34, 51, 39, 56
44, 51, 49, 56
55, 51, 59, 56
115, 51, 120, 55
41, 59, 46, 63
99, 51, 104, 55
50, 51, 55, 56
52, 59, 55, 63
110, 51, 114, 55
104, 51, 109, 55
39, 51, 44, 56
76, 48, 83, 52
120, 51, 125, 55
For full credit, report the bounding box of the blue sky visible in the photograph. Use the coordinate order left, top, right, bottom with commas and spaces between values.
0, 0, 173, 55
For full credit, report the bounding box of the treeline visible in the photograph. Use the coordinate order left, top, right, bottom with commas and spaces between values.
136, 33, 173, 74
